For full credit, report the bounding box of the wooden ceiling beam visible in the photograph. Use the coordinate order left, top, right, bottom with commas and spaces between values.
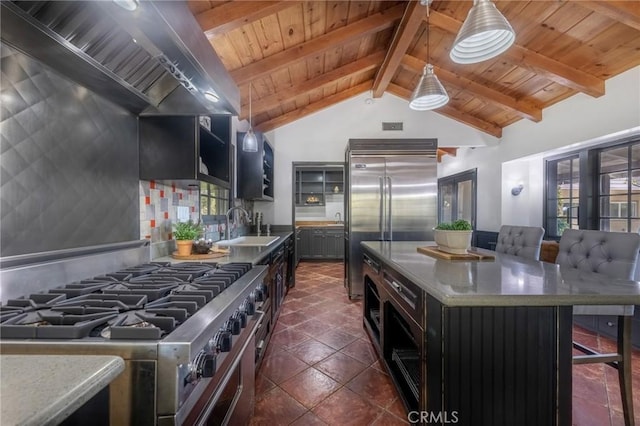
196, 1, 301, 38
241, 51, 385, 120
428, 10, 605, 98
437, 148, 458, 162
570, 1, 640, 31
402, 54, 542, 122
230, 4, 405, 86
388, 83, 502, 138
372, 1, 426, 98
256, 81, 372, 132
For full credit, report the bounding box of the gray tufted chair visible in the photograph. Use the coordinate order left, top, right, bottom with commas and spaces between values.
494, 225, 544, 260
556, 229, 640, 426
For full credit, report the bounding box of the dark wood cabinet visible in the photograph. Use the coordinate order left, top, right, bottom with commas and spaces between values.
237, 131, 274, 201
325, 229, 344, 259
139, 115, 231, 188
297, 227, 344, 260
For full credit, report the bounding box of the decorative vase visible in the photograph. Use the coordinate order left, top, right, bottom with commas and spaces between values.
176, 240, 193, 256
433, 229, 473, 254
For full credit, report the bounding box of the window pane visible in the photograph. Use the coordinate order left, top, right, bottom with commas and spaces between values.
440, 183, 454, 223
631, 169, 640, 194
601, 218, 629, 232
600, 171, 628, 195
600, 146, 629, 173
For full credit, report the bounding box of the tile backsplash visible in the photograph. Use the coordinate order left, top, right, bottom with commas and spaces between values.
139, 180, 199, 243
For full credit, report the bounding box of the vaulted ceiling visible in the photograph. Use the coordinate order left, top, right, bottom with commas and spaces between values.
188, 0, 640, 139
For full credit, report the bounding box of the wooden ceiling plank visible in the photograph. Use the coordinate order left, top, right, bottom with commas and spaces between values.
401, 54, 541, 122
372, 1, 426, 98
504, 45, 604, 98
428, 9, 605, 98
197, 1, 301, 38
387, 83, 502, 138
570, 0, 640, 32
241, 51, 385, 119
256, 81, 372, 132
230, 4, 404, 85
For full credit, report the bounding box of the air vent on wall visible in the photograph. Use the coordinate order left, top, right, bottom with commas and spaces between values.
382, 122, 403, 131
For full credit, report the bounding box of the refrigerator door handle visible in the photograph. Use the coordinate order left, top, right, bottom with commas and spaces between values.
386, 176, 393, 241
379, 176, 385, 240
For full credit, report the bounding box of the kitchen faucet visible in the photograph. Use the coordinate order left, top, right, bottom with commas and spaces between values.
225, 206, 250, 241
335, 212, 342, 223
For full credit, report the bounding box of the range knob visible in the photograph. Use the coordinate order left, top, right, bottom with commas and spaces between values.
243, 298, 256, 315
238, 310, 247, 328
212, 330, 232, 352
198, 353, 216, 378
253, 288, 264, 302
228, 315, 241, 335
185, 350, 216, 384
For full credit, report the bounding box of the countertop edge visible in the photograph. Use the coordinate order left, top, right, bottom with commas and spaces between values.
362, 241, 640, 307
1, 355, 125, 426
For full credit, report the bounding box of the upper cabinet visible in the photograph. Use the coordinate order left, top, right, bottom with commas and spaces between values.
294, 164, 344, 206
139, 115, 231, 189
237, 131, 274, 201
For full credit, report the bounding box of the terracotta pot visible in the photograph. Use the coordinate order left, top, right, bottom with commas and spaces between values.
434, 229, 473, 254
175, 240, 193, 256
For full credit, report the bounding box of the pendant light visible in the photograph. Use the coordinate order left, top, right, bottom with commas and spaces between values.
242, 82, 258, 152
450, 0, 515, 64
409, 6, 449, 111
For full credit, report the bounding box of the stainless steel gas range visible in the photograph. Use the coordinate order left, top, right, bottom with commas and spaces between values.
0, 261, 269, 425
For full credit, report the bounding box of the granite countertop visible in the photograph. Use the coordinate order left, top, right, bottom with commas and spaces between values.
154, 231, 293, 265
362, 241, 640, 307
1, 355, 124, 426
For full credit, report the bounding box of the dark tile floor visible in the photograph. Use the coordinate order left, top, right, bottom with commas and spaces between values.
249, 261, 640, 425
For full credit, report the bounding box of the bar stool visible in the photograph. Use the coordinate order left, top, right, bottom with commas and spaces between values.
556, 229, 640, 426
494, 225, 545, 260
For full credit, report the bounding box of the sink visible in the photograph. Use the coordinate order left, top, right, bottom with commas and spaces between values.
216, 236, 280, 247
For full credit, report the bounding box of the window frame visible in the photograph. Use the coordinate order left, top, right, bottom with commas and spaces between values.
543, 135, 640, 239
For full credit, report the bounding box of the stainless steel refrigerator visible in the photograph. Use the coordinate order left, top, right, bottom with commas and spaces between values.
344, 139, 438, 298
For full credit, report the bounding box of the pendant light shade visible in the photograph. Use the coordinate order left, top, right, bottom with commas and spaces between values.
242, 82, 258, 152
410, 64, 449, 111
450, 0, 515, 64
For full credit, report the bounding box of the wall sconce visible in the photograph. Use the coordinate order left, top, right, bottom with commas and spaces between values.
511, 184, 524, 196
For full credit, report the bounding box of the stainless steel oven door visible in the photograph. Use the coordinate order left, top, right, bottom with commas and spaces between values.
195, 311, 263, 426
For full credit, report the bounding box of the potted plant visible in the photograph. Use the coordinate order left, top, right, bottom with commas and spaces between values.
173, 220, 202, 256
434, 219, 473, 254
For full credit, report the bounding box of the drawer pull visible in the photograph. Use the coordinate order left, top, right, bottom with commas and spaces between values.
607, 321, 614, 327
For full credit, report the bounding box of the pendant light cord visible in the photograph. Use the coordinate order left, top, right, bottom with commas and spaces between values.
248, 82, 252, 128
426, 6, 430, 65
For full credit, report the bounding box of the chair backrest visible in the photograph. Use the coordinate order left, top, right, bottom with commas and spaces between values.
555, 229, 640, 280
495, 225, 545, 260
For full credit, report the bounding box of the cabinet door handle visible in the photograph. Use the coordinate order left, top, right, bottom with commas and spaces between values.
391, 281, 402, 293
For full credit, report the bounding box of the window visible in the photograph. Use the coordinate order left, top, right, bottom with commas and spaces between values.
543, 136, 640, 238
598, 143, 640, 233
545, 155, 580, 238
438, 169, 477, 228
200, 182, 229, 216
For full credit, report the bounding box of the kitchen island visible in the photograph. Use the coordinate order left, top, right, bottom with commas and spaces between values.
361, 241, 640, 426
1, 355, 124, 426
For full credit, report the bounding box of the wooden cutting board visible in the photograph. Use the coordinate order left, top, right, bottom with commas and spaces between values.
171, 250, 229, 260
417, 246, 495, 261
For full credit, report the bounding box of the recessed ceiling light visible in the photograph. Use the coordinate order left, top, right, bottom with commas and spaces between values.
113, 0, 138, 12
204, 91, 220, 103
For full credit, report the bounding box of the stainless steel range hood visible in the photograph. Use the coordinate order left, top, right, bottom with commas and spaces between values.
0, 0, 240, 116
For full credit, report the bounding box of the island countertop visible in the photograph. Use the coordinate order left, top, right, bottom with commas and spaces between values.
0, 355, 124, 426
362, 241, 640, 307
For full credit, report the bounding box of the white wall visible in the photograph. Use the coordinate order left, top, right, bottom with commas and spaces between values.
250, 66, 640, 228
254, 91, 498, 224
